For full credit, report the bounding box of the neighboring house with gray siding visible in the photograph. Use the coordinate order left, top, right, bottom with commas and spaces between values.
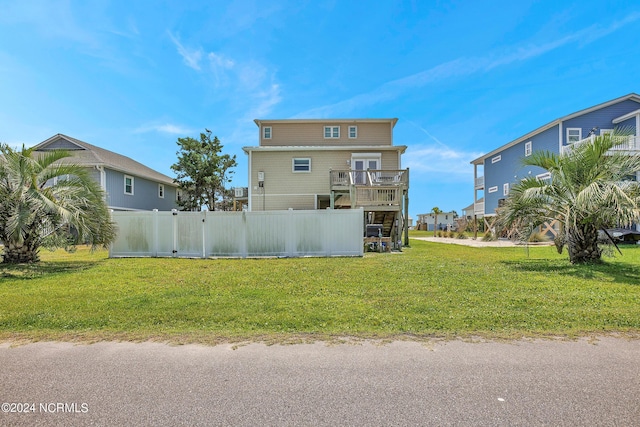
33, 134, 179, 211
471, 93, 640, 222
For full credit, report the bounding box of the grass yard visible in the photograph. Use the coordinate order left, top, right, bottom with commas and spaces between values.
0, 238, 639, 344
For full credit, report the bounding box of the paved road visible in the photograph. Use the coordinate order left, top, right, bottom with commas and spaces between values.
1, 337, 638, 426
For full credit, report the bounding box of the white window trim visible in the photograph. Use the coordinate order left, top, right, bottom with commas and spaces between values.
567, 128, 582, 144
488, 186, 498, 193
324, 126, 340, 139
292, 158, 311, 173
536, 172, 551, 181
503, 183, 509, 196
263, 126, 272, 139
491, 155, 501, 163
158, 184, 165, 199
176, 189, 182, 202
525, 141, 532, 157
124, 175, 134, 195
348, 125, 357, 139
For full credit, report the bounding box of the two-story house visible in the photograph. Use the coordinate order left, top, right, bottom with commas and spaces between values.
416, 211, 458, 232
33, 134, 180, 211
242, 119, 409, 247
471, 93, 640, 234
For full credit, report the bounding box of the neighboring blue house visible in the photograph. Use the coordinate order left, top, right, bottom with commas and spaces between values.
471, 93, 640, 231
33, 134, 180, 211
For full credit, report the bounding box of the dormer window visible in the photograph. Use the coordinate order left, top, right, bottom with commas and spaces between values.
324, 126, 340, 139
348, 126, 357, 139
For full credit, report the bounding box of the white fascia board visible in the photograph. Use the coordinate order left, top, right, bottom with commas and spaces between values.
242, 145, 407, 154
100, 165, 177, 187
612, 109, 640, 124
253, 118, 398, 128
470, 121, 560, 165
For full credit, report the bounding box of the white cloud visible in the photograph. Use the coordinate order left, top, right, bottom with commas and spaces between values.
167, 32, 282, 119
168, 32, 203, 71
404, 144, 481, 180
246, 84, 282, 119
134, 123, 194, 135
296, 14, 640, 118
402, 123, 483, 181
207, 52, 235, 86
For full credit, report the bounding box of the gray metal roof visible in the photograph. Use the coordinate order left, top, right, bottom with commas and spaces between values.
32, 134, 177, 186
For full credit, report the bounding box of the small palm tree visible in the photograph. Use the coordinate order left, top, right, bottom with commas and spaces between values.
497, 130, 640, 264
431, 206, 443, 237
0, 144, 116, 263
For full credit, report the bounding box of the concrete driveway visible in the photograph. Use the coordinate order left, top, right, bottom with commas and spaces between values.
1, 337, 638, 426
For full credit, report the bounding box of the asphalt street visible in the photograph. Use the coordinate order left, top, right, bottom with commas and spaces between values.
1, 337, 638, 426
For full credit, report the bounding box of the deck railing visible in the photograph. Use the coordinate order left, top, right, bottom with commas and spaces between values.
474, 201, 485, 215
354, 187, 401, 206
475, 176, 484, 189
330, 169, 408, 187
330, 169, 408, 209
561, 135, 640, 155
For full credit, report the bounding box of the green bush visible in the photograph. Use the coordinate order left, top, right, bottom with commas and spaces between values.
528, 231, 550, 243
482, 231, 496, 241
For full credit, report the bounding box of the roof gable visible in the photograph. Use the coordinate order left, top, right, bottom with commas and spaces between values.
471, 93, 640, 164
32, 134, 176, 186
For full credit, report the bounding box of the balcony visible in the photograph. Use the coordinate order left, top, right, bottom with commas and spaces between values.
473, 201, 484, 215
330, 169, 408, 210
330, 169, 408, 188
475, 176, 484, 189
561, 135, 640, 156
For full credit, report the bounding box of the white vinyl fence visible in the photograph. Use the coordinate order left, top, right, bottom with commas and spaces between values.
109, 208, 364, 258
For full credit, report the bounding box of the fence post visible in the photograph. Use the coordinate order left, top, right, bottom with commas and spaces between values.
202, 211, 206, 259
288, 208, 294, 257
241, 211, 247, 258
153, 209, 158, 257
172, 209, 178, 258
108, 209, 114, 258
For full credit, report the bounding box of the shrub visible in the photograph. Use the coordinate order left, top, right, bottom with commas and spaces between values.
482, 231, 496, 241
528, 231, 549, 243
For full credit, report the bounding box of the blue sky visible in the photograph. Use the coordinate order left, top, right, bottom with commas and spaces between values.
2, 0, 640, 220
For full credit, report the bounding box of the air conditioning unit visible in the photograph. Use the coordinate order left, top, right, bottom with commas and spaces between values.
366, 224, 383, 237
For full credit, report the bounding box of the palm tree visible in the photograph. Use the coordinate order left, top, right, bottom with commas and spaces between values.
497, 130, 640, 264
430, 206, 443, 237
0, 144, 116, 263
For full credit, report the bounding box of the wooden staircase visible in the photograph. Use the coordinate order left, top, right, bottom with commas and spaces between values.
372, 211, 397, 238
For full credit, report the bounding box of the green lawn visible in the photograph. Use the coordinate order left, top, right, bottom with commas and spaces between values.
1, 239, 639, 344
